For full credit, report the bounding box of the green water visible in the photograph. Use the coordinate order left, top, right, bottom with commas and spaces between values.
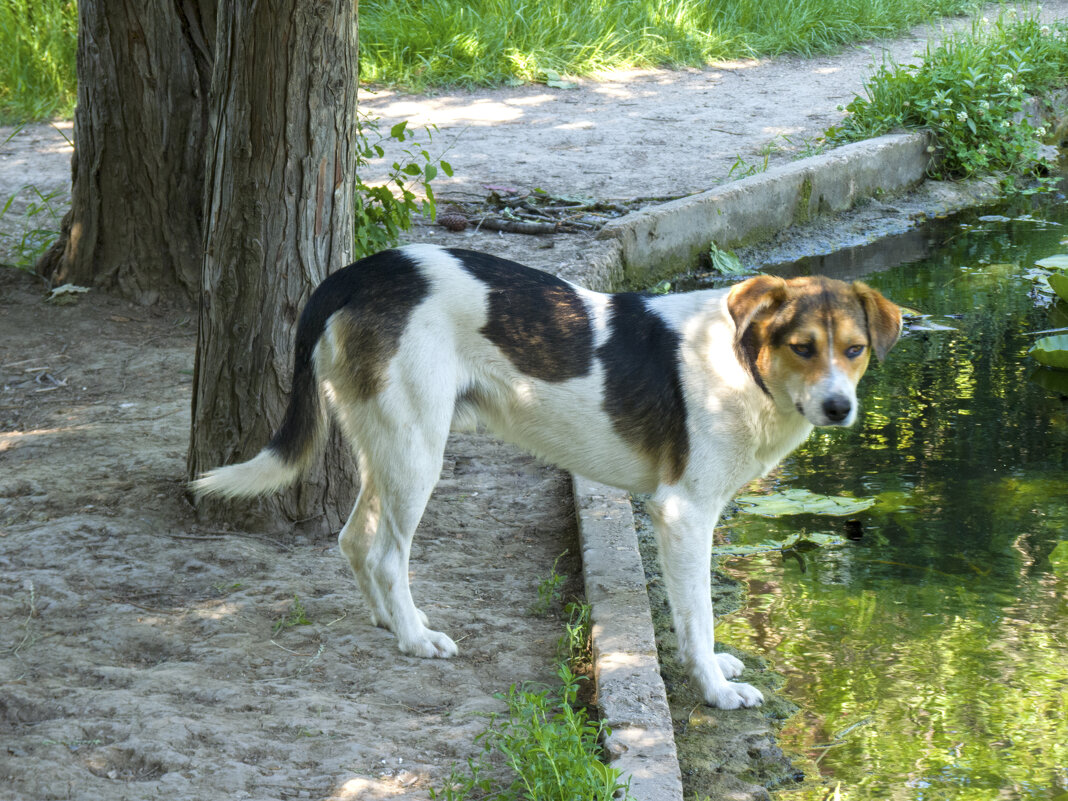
715, 202, 1068, 799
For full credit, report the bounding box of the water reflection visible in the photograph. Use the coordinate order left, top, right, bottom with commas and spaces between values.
716, 200, 1068, 799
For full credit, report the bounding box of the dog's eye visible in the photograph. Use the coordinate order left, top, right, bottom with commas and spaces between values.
789, 343, 815, 359
845, 344, 866, 359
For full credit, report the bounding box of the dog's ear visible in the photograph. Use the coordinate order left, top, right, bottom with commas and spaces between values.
727, 274, 788, 341
727, 275, 787, 394
852, 281, 901, 361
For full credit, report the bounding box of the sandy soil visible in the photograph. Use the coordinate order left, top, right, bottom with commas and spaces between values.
3, 4, 1067, 800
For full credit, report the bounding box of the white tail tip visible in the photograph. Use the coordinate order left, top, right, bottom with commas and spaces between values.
190, 450, 301, 499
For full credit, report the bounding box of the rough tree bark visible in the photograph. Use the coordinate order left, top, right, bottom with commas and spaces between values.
37, 0, 215, 304
187, 0, 361, 533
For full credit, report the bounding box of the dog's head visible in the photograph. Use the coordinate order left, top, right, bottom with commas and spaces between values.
727, 274, 901, 427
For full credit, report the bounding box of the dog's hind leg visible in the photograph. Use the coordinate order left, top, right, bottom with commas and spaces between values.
336, 471, 398, 631
336, 397, 457, 659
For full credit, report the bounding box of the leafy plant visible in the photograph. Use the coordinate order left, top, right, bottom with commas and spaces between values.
529, 551, 568, 615
352, 114, 453, 258
272, 595, 312, 635
826, 10, 1068, 180
559, 600, 592, 670
708, 241, 753, 276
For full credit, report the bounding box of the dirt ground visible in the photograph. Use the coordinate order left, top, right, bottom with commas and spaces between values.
3, 4, 1068, 800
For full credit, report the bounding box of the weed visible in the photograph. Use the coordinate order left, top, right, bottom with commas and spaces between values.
431, 665, 630, 801
827, 9, 1068, 180
727, 152, 770, 180
432, 580, 626, 800
708, 242, 753, 276
0, 183, 65, 271
529, 551, 568, 616
272, 595, 312, 635
559, 600, 592, 671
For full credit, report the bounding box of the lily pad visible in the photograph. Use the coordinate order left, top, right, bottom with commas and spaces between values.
1029, 334, 1068, 370
1035, 254, 1068, 269
1048, 272, 1068, 303
735, 488, 874, 517
1049, 541, 1068, 576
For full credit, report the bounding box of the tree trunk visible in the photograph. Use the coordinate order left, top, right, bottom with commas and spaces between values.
37, 0, 215, 304
187, 0, 361, 534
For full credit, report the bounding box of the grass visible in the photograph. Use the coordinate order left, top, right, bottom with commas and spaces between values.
360, 0, 982, 88
0, 0, 985, 122
272, 595, 312, 635
0, 0, 76, 123
827, 8, 1068, 179
430, 559, 628, 801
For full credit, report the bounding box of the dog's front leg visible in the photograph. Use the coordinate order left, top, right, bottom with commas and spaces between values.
648, 491, 763, 709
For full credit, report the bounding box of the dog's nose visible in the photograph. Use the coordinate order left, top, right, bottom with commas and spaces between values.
822, 395, 852, 423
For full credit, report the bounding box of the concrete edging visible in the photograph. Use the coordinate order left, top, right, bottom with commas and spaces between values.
596, 131, 935, 286
570, 130, 941, 800
573, 476, 682, 801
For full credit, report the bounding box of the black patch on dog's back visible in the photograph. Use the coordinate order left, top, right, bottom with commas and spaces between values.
597, 294, 689, 484
270, 250, 428, 462
452, 248, 593, 382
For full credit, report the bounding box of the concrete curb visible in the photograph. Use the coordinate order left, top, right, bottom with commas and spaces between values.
573, 476, 682, 801
596, 131, 935, 286
569, 130, 939, 800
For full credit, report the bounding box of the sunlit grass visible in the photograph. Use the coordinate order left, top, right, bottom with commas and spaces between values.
0, 0, 77, 123
1, 0, 985, 122
360, 0, 983, 88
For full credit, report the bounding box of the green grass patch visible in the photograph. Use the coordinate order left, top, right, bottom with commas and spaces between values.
360, 0, 981, 89
827, 8, 1068, 178
431, 559, 626, 800
0, 0, 77, 123
2, 0, 984, 119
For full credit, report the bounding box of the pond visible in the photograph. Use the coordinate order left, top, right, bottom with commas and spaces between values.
710, 198, 1068, 799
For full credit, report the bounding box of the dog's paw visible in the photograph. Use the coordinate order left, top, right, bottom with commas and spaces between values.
704, 680, 764, 710
399, 628, 458, 659
716, 652, 746, 679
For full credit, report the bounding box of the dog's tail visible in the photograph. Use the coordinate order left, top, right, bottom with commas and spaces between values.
190, 269, 350, 500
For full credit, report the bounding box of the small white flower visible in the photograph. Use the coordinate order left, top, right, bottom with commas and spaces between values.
957, 110, 968, 122
1041, 25, 1051, 35
982, 16, 990, 24
903, 100, 911, 107
926, 145, 936, 153
1001, 72, 1014, 84
1012, 85, 1022, 96
979, 100, 990, 109
1037, 125, 1048, 137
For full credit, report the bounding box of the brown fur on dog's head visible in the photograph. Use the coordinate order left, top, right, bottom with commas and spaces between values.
728, 275, 901, 424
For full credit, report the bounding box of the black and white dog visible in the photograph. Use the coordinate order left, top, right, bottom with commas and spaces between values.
194, 244, 900, 708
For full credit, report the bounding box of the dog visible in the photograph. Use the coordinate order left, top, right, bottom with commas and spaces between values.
193, 244, 900, 709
